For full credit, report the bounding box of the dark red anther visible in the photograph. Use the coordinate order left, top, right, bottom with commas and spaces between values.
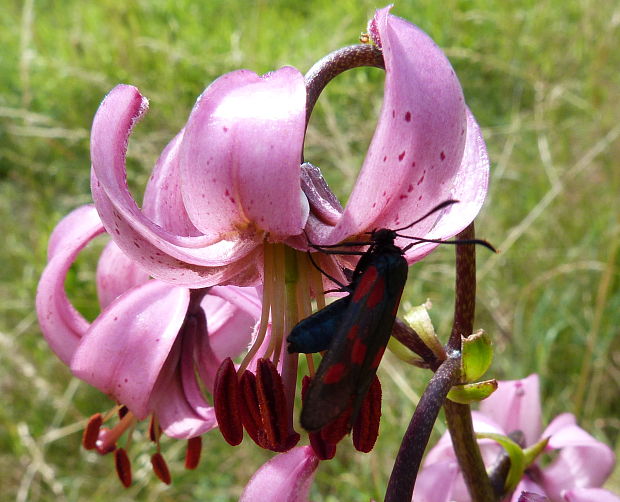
151, 452, 172, 485
213, 358, 243, 446
320, 407, 353, 445
114, 448, 132, 488
185, 436, 202, 470
239, 359, 299, 452
148, 415, 162, 443
238, 369, 266, 448
301, 376, 336, 460
118, 405, 129, 419
352, 375, 382, 453
255, 358, 289, 450
82, 413, 103, 450
309, 430, 337, 460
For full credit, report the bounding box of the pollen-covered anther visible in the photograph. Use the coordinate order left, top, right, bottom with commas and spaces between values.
151, 452, 172, 485
114, 448, 132, 487
82, 413, 103, 450
352, 375, 382, 453
302, 377, 337, 460
239, 369, 264, 447
148, 415, 162, 443
255, 358, 300, 452
185, 436, 202, 470
320, 407, 353, 445
213, 357, 244, 446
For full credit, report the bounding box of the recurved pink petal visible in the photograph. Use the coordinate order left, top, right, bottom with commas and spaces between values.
178, 67, 308, 239
71, 281, 189, 419
479, 374, 542, 447
401, 109, 490, 263
540, 413, 615, 498
36, 205, 104, 364
561, 488, 620, 502
202, 290, 257, 360
90, 85, 260, 273
96, 241, 149, 309
152, 314, 217, 438
239, 446, 319, 502
142, 130, 202, 236
326, 6, 468, 243
92, 169, 261, 287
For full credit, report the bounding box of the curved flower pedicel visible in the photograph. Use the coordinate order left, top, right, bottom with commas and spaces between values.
36, 205, 261, 485
414, 375, 618, 502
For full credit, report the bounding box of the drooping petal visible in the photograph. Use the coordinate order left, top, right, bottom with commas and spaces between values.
178, 67, 308, 240
201, 292, 256, 360
401, 108, 490, 263
479, 374, 542, 447
141, 130, 203, 237
540, 413, 615, 498
561, 488, 620, 502
96, 241, 149, 309
93, 169, 261, 287
90, 85, 261, 278
412, 460, 460, 502
36, 205, 104, 364
152, 313, 218, 438
326, 6, 468, 243
71, 281, 189, 419
239, 446, 319, 502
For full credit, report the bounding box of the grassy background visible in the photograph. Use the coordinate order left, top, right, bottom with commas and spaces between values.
1, 0, 619, 500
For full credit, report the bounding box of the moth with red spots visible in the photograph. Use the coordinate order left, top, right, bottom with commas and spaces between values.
288, 200, 494, 433
298, 226, 409, 432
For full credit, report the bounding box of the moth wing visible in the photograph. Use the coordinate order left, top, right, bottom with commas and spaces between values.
301, 253, 407, 431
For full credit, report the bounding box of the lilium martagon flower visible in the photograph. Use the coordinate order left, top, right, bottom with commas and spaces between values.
86, 5, 489, 454
36, 204, 262, 486
414, 374, 619, 502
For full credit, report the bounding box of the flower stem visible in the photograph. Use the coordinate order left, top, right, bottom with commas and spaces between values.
304, 44, 384, 129
385, 352, 461, 502
444, 223, 496, 502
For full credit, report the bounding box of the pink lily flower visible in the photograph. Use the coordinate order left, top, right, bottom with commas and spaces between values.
414, 375, 618, 502
36, 204, 261, 482
87, 6, 489, 452
239, 446, 320, 502
89, 5, 488, 286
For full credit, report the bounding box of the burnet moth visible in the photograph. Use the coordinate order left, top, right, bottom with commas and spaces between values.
288, 200, 494, 432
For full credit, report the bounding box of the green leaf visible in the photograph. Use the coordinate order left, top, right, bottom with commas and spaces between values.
447, 379, 498, 404
476, 432, 525, 492
461, 329, 493, 382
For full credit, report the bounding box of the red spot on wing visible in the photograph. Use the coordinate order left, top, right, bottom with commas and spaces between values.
347, 325, 359, 340
366, 277, 385, 309
323, 362, 347, 384
370, 346, 386, 369
351, 337, 367, 365
352, 267, 378, 302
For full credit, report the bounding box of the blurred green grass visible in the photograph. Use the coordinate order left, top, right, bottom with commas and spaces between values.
1, 0, 619, 500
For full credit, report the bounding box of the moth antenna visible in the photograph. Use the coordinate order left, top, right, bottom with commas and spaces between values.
394, 199, 459, 233
400, 236, 497, 253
